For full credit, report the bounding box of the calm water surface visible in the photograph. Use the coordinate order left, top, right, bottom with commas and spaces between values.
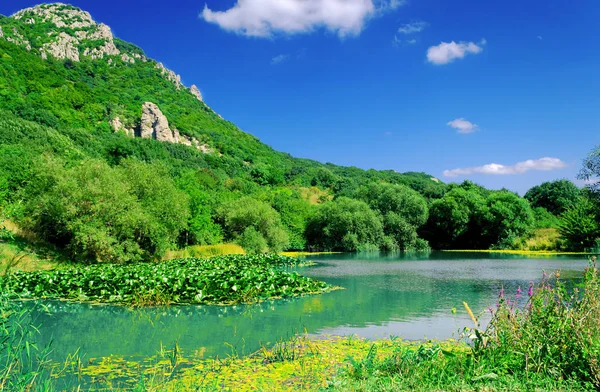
25, 252, 589, 361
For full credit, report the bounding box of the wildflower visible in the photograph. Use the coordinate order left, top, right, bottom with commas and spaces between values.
499, 287, 504, 298
528, 281, 534, 297
516, 286, 522, 300
555, 270, 561, 279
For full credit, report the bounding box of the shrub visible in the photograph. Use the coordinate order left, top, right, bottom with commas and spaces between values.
219, 197, 289, 253
19, 157, 189, 263
238, 227, 268, 254
305, 197, 384, 252
558, 198, 600, 250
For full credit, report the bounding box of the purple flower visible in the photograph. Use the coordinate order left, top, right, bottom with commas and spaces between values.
528, 281, 534, 297
516, 286, 522, 300
499, 287, 504, 298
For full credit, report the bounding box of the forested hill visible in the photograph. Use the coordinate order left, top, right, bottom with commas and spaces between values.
0, 3, 440, 193
1, 3, 585, 263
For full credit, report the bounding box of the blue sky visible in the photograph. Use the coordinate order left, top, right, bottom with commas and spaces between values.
3, 0, 599, 194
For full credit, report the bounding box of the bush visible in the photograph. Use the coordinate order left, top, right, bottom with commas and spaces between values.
19, 157, 189, 263
525, 180, 581, 215
238, 227, 268, 254
219, 197, 289, 253
305, 197, 383, 252
558, 198, 600, 251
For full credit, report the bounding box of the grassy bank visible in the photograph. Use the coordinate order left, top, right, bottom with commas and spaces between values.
0, 254, 335, 306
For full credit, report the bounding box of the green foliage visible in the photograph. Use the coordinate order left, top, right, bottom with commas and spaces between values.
532, 206, 560, 229
476, 262, 600, 389
174, 170, 223, 246
558, 198, 600, 251
338, 264, 600, 391
268, 188, 314, 250
485, 191, 535, 249
0, 293, 57, 390
578, 145, 600, 194
306, 197, 384, 252
423, 183, 535, 250
19, 157, 188, 263
525, 179, 581, 215
219, 197, 289, 253
0, 254, 333, 305
238, 227, 269, 254
355, 183, 429, 250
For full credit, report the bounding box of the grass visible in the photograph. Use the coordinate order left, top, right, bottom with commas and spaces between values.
517, 227, 562, 251
443, 249, 589, 255
163, 244, 245, 260
280, 251, 341, 257
0, 220, 64, 275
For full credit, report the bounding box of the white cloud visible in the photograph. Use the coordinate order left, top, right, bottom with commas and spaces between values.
397, 20, 428, 34
447, 118, 478, 134
201, 0, 405, 38
426, 39, 485, 65
537, 35, 543, 40
271, 54, 290, 65
444, 157, 568, 177
407, 38, 417, 45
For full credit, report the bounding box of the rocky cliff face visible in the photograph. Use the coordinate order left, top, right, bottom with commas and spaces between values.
111, 102, 212, 153
10, 4, 127, 62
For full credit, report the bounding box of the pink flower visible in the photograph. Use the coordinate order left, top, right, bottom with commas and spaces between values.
528, 281, 534, 297
516, 286, 522, 300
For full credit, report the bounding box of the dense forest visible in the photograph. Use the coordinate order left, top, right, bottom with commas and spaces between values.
1, 4, 600, 264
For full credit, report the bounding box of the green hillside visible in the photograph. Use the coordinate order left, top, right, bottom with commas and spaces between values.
0, 3, 590, 263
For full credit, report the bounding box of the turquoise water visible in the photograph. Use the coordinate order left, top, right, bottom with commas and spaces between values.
24, 252, 589, 361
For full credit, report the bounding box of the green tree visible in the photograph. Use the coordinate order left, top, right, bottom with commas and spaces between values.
579, 146, 600, 194
219, 197, 289, 253
176, 170, 223, 246
20, 157, 189, 263
354, 183, 429, 250
483, 191, 535, 249
305, 197, 384, 252
524, 180, 581, 215
558, 198, 600, 250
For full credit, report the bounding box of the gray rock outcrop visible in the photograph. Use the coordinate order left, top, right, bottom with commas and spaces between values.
44, 32, 79, 61
137, 102, 213, 153
109, 116, 134, 137
140, 102, 176, 142
190, 85, 203, 102
155, 62, 183, 89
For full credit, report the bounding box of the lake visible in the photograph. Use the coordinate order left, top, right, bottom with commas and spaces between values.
24, 252, 589, 362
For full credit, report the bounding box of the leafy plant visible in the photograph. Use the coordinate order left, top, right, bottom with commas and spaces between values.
0, 254, 333, 306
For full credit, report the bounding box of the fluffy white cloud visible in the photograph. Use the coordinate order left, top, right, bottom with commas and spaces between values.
397, 20, 428, 34
271, 54, 290, 65
201, 0, 404, 38
447, 118, 478, 134
444, 157, 568, 177
427, 39, 486, 65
